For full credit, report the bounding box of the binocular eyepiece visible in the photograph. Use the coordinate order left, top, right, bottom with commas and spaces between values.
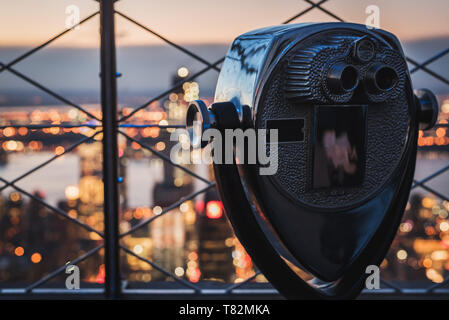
325, 61, 399, 95
364, 63, 399, 93
284, 35, 406, 105
185, 23, 439, 299
326, 62, 359, 94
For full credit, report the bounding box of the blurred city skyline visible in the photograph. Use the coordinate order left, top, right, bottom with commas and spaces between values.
1, 36, 449, 105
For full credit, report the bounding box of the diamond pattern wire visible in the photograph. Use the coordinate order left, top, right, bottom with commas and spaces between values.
0, 0, 448, 297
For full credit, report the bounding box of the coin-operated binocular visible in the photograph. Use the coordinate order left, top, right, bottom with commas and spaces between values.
185, 23, 438, 299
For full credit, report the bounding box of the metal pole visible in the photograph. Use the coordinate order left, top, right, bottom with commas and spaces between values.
100, 0, 120, 299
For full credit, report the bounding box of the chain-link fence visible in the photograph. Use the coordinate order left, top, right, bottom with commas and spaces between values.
0, 0, 448, 298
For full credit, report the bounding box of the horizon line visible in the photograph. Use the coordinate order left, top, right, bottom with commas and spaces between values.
2, 34, 449, 49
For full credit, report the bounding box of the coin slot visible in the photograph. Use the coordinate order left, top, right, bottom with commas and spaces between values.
266, 118, 305, 143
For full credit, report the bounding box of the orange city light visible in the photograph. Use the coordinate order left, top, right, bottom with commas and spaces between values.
14, 246, 24, 256
31, 253, 42, 264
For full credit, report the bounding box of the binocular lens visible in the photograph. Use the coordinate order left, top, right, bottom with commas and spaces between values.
327, 63, 359, 93
375, 66, 398, 91
340, 65, 359, 91
365, 64, 399, 93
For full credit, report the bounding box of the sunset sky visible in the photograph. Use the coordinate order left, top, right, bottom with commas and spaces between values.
1, 0, 449, 47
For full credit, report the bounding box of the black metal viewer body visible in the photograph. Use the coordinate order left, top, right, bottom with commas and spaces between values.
186, 23, 439, 299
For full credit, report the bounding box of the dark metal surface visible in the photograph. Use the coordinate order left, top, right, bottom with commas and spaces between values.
211, 23, 422, 298
100, 0, 121, 299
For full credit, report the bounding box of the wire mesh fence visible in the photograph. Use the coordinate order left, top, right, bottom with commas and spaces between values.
0, 0, 448, 298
